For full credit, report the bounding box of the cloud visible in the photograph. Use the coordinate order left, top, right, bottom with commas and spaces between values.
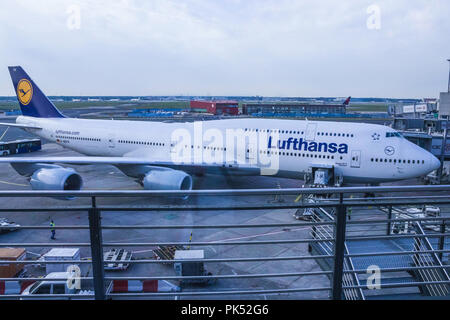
0, 0, 449, 97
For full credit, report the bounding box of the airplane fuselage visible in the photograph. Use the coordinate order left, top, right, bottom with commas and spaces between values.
16, 115, 440, 183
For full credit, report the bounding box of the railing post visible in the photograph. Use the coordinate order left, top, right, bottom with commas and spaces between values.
387, 205, 392, 235
438, 220, 446, 261
332, 193, 347, 300
88, 202, 105, 300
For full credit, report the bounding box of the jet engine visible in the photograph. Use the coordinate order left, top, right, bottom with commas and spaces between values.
10, 163, 83, 199
30, 166, 83, 191
142, 169, 192, 191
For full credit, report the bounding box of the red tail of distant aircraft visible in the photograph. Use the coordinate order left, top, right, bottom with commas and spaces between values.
343, 96, 351, 106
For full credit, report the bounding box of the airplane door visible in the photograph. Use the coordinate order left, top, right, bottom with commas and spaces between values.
108, 134, 115, 150
246, 141, 257, 162
351, 150, 361, 168
305, 123, 317, 141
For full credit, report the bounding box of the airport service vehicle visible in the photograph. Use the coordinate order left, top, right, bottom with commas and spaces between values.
0, 138, 41, 156
0, 66, 441, 194
0, 218, 20, 233
21, 272, 95, 299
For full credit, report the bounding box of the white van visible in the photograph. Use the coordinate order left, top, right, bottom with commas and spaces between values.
21, 272, 94, 299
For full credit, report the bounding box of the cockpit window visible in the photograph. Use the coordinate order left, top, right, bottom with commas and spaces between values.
386, 132, 403, 138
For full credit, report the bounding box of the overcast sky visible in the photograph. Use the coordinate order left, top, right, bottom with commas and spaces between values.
0, 0, 449, 98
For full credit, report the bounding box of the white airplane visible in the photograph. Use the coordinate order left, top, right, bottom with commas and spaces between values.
0, 66, 440, 193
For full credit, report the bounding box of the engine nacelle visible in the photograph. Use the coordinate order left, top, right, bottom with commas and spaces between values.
30, 166, 83, 191
142, 169, 192, 191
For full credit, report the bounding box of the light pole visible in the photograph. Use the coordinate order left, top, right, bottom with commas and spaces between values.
447, 59, 450, 93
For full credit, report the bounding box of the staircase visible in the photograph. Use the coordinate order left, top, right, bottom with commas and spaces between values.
308, 204, 450, 300
410, 223, 450, 297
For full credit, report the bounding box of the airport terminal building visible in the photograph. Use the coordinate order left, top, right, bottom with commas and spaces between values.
190, 100, 239, 115
241, 102, 346, 116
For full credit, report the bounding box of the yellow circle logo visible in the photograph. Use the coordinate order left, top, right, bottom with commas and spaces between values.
17, 79, 33, 105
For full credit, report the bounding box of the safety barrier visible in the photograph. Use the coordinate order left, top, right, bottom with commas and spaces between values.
109, 280, 180, 293
0, 185, 448, 300
0, 280, 35, 295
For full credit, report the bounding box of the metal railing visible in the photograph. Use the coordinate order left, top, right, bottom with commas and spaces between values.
0, 185, 449, 300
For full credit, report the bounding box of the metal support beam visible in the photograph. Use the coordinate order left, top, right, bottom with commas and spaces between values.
387, 205, 392, 235
438, 126, 448, 182
88, 207, 105, 300
332, 194, 347, 300
447, 59, 450, 93
438, 220, 446, 261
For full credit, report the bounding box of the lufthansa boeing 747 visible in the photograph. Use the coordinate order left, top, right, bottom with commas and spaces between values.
0, 66, 441, 192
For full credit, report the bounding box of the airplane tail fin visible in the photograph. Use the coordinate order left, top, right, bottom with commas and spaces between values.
8, 66, 64, 118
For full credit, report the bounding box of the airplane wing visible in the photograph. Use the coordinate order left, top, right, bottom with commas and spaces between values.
0, 156, 228, 166
0, 122, 42, 129
0, 156, 263, 175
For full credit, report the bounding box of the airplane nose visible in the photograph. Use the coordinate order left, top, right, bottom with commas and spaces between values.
429, 154, 441, 172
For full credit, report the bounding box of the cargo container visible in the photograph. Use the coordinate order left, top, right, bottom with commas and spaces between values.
0, 248, 26, 278
43, 248, 80, 274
